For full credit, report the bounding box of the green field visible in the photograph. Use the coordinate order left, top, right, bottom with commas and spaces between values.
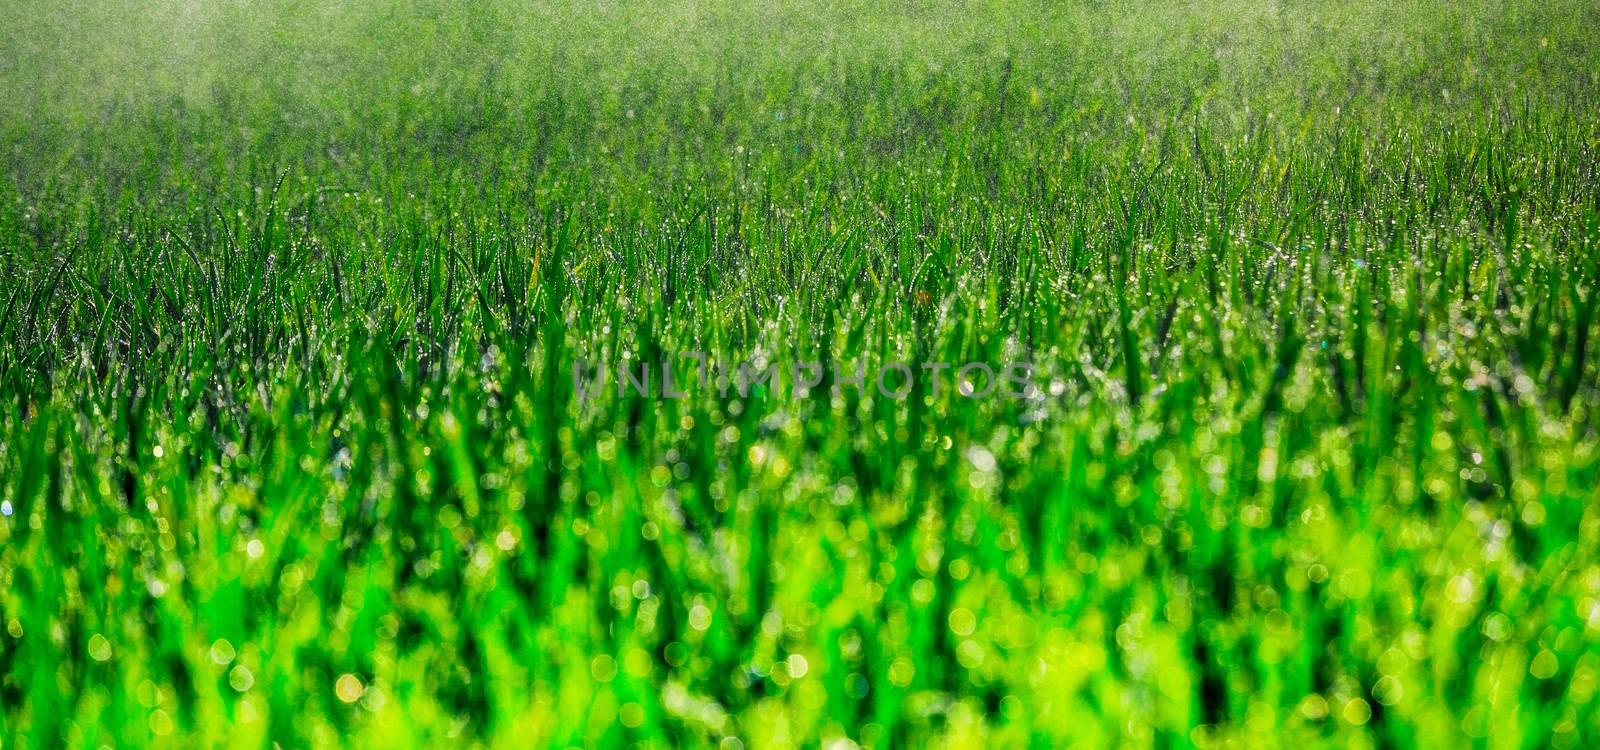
3, 0, 1599, 747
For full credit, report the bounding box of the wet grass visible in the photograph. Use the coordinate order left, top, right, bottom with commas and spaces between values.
2, 0, 1600, 747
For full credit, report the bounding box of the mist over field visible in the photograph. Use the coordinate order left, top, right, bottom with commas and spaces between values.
4, 0, 1594, 188
2, 1, 1599, 748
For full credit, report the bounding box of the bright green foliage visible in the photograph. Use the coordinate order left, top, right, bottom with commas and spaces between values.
2, 0, 1599, 747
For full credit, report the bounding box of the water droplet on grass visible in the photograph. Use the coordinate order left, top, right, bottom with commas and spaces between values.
88, 634, 112, 662
335, 673, 365, 703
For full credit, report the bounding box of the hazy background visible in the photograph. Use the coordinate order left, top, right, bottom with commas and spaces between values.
3, 0, 1595, 197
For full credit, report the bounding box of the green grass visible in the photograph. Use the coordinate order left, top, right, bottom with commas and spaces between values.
2, 0, 1599, 747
